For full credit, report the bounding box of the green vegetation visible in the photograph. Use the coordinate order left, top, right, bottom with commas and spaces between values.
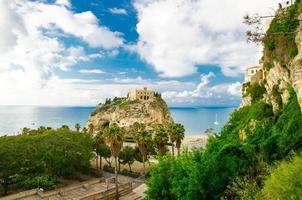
118, 146, 136, 172
0, 118, 185, 197
90, 97, 139, 116
167, 122, 185, 156
135, 129, 152, 175
146, 87, 302, 199
152, 93, 169, 118
271, 84, 283, 110
264, 1, 302, 64
244, 82, 267, 103
0, 129, 94, 195
154, 125, 169, 156
261, 154, 302, 199
263, 62, 273, 71
103, 123, 125, 200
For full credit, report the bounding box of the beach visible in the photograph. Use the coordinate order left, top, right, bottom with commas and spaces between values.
182, 135, 209, 149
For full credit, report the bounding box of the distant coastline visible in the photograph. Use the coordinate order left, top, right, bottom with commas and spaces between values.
169, 106, 237, 109
0, 106, 235, 136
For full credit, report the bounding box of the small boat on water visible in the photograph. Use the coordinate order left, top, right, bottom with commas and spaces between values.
214, 114, 219, 125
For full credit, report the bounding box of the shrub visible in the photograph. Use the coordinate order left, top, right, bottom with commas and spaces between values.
273, 87, 302, 156
264, 2, 302, 64
261, 154, 302, 199
0, 129, 94, 195
19, 175, 57, 191
245, 83, 266, 103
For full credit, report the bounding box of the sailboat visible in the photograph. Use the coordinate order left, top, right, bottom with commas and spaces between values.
214, 113, 219, 125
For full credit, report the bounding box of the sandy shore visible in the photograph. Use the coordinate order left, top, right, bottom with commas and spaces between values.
182, 135, 209, 149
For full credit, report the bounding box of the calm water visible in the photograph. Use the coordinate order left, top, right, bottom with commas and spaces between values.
0, 106, 235, 136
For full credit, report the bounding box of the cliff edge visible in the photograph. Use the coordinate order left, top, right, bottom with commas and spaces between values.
242, 3, 302, 112
87, 93, 173, 131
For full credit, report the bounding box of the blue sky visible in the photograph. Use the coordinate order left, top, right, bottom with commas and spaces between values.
0, 0, 278, 107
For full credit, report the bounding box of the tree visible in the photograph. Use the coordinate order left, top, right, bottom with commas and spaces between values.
95, 132, 111, 172
88, 123, 94, 135
146, 156, 175, 200
135, 130, 152, 175
167, 122, 185, 157
58, 125, 70, 131
174, 123, 185, 156
129, 122, 146, 136
21, 127, 30, 135
75, 123, 81, 132
104, 123, 125, 200
119, 146, 135, 172
153, 125, 169, 156
82, 127, 87, 134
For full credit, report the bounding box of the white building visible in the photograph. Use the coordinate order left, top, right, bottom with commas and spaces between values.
128, 87, 154, 101
245, 66, 262, 83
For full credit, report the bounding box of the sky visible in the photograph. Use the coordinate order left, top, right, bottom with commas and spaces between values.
0, 0, 279, 107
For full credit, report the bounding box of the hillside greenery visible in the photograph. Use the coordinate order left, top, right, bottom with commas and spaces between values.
261, 153, 302, 199
264, 1, 302, 65
146, 87, 302, 199
90, 93, 166, 117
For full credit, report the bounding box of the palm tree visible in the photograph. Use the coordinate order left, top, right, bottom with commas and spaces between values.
75, 123, 81, 132
88, 123, 94, 135
129, 122, 146, 136
95, 131, 104, 171
174, 123, 185, 156
59, 125, 70, 131
104, 123, 125, 200
21, 127, 30, 135
135, 130, 152, 176
153, 125, 169, 156
82, 127, 88, 134
167, 122, 177, 157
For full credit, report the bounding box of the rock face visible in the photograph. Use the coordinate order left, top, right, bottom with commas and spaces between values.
291, 29, 302, 109
242, 13, 302, 111
87, 96, 173, 131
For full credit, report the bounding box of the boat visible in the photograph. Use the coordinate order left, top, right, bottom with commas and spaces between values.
214, 114, 219, 125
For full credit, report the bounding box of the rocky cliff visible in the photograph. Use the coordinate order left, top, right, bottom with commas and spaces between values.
242, 5, 302, 112
87, 95, 173, 131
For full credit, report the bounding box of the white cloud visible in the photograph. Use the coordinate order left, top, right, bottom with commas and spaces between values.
0, 0, 125, 106
79, 69, 105, 74
0, 0, 255, 107
109, 7, 128, 15
133, 0, 277, 77
55, 0, 71, 8
162, 72, 242, 105
227, 82, 242, 96
0, 1, 24, 54
21, 1, 124, 49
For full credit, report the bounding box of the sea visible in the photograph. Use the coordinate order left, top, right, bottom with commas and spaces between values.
0, 106, 235, 136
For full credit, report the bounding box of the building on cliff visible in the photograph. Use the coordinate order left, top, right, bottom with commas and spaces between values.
245, 66, 263, 83
128, 87, 154, 101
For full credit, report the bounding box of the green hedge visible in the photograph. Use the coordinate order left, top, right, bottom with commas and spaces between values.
0, 130, 94, 195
